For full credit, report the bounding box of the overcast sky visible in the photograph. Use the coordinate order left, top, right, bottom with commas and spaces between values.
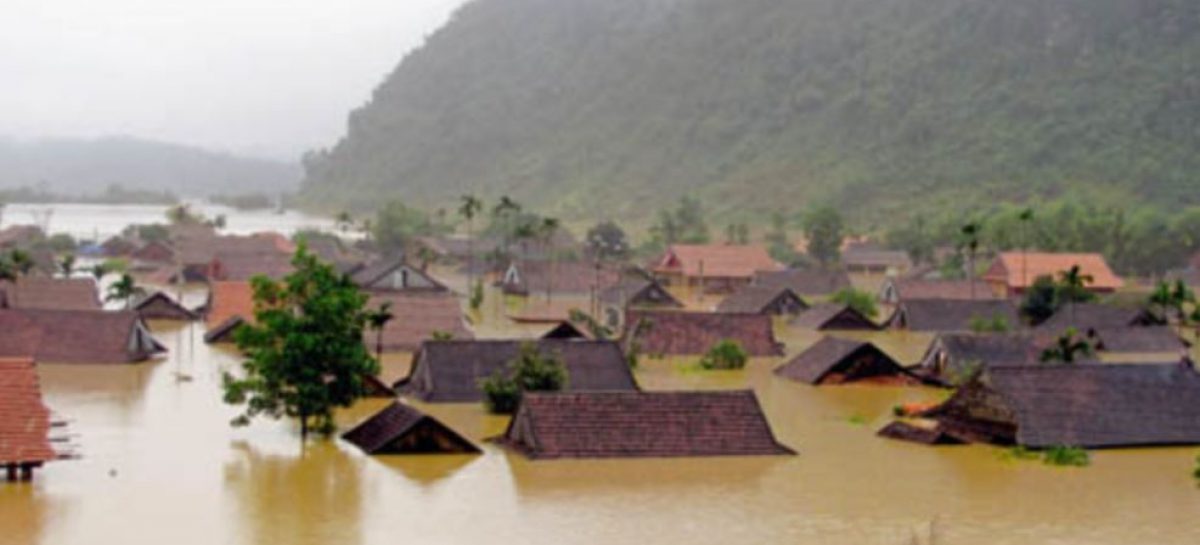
1, 0, 465, 160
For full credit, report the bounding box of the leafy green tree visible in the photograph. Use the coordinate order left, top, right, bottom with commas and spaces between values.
724, 222, 749, 244
469, 279, 484, 311
585, 220, 631, 261
222, 245, 379, 440
373, 200, 438, 253
673, 195, 710, 244
58, 254, 76, 278
0, 258, 15, 282
1019, 275, 1059, 325
1040, 328, 1094, 364
803, 206, 843, 268
480, 342, 569, 414
106, 273, 138, 309
88, 263, 109, 282
9, 250, 34, 277
830, 287, 878, 319
700, 339, 748, 370
764, 211, 799, 265
885, 215, 934, 266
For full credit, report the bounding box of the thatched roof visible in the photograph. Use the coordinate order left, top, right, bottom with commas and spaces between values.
495, 390, 794, 459
887, 299, 1020, 332
0, 278, 100, 311
752, 269, 851, 296
0, 357, 57, 465
342, 402, 479, 455
775, 336, 916, 385
397, 339, 638, 402
623, 310, 784, 356
791, 304, 879, 331
716, 285, 808, 315
930, 364, 1200, 448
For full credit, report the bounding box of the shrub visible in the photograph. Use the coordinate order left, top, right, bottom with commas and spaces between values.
830, 288, 878, 318
969, 314, 1010, 333
1042, 445, 1090, 467
469, 279, 484, 311
480, 342, 568, 414
700, 339, 748, 370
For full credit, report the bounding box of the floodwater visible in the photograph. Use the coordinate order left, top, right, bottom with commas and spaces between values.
3, 280, 1200, 545
0, 202, 335, 240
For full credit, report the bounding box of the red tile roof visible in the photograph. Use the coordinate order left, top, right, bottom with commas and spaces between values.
497, 390, 794, 459
624, 310, 784, 356
368, 293, 473, 352
983, 252, 1123, 291
0, 278, 101, 311
0, 310, 165, 364
0, 358, 57, 465
654, 245, 781, 279
206, 281, 257, 330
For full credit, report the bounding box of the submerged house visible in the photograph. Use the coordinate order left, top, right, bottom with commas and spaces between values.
1035, 303, 1162, 335
597, 276, 683, 329
751, 269, 851, 297
840, 246, 912, 276
342, 402, 480, 455
791, 304, 879, 331
204, 281, 256, 343
495, 390, 794, 459
878, 278, 1001, 305
886, 299, 1020, 332
0, 358, 59, 480
1089, 327, 1188, 357
366, 293, 473, 352
982, 252, 1124, 297
716, 285, 808, 316
351, 257, 448, 293
623, 310, 784, 357
0, 310, 165, 364
909, 364, 1200, 448
653, 244, 781, 293
134, 291, 198, 321
207, 251, 294, 282
774, 336, 919, 385
499, 260, 620, 297
917, 333, 1041, 384
397, 339, 638, 402
0, 278, 101, 311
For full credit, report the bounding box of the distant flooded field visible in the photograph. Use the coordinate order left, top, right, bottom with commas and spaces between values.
0, 202, 335, 240
4, 282, 1200, 545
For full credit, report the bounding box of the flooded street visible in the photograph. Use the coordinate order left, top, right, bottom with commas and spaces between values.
4, 303, 1199, 545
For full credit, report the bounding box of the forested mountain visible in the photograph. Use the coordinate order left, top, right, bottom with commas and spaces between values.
300, 0, 1200, 222
0, 136, 300, 198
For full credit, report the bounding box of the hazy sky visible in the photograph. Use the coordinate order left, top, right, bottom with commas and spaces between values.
2, 0, 465, 160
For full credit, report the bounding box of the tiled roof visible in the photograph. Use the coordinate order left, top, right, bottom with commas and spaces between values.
597, 277, 683, 308
0, 309, 164, 364
367, 293, 472, 352
888, 299, 1020, 332
0, 278, 101, 311
206, 281, 257, 330
880, 279, 1001, 303
623, 310, 784, 356
0, 358, 57, 464
209, 251, 295, 281
774, 336, 913, 385
917, 333, 1042, 383
791, 304, 879, 331
134, 292, 198, 321
351, 257, 447, 292
1036, 303, 1162, 334
654, 245, 781, 279
841, 248, 912, 269
497, 390, 794, 459
500, 260, 620, 296
752, 269, 851, 296
342, 402, 479, 455
398, 339, 638, 402
716, 285, 808, 315
1091, 327, 1188, 354
983, 252, 1123, 290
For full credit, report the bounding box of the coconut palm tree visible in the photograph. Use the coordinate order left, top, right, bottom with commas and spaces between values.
1018, 207, 1034, 288
106, 273, 138, 309
364, 302, 394, 363
1040, 327, 1094, 364
492, 196, 522, 255
1057, 264, 1094, 326
458, 194, 483, 292
539, 217, 560, 303
958, 222, 981, 299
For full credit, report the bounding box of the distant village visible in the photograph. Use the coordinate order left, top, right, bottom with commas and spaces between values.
3, 198, 1200, 482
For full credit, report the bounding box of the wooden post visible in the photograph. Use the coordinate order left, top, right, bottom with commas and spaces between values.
6, 463, 16, 481
20, 464, 33, 481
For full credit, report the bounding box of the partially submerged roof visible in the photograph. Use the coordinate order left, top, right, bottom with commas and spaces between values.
598, 277, 683, 309
0, 278, 101, 311
398, 339, 638, 402
937, 364, 1200, 448
654, 245, 781, 279
496, 390, 794, 459
206, 281, 256, 331
918, 332, 1041, 381
879, 278, 1000, 304
342, 402, 480, 455
1036, 303, 1162, 334
841, 247, 912, 270
1090, 327, 1188, 354
209, 251, 294, 281
774, 336, 916, 385
0, 358, 57, 465
134, 291, 198, 321
623, 310, 784, 356
352, 257, 448, 292
367, 293, 472, 352
791, 304, 879, 331
983, 252, 1123, 291
887, 299, 1020, 332
501, 260, 620, 296
716, 285, 808, 315
0, 309, 165, 364
752, 269, 851, 296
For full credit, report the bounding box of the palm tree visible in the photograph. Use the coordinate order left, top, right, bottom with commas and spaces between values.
539, 217, 560, 303
106, 273, 137, 310
58, 254, 76, 278
458, 194, 483, 292
1040, 327, 1094, 364
365, 302, 394, 363
958, 222, 981, 299
1018, 208, 1034, 288
1058, 265, 1094, 326
492, 196, 521, 255
1150, 280, 1174, 321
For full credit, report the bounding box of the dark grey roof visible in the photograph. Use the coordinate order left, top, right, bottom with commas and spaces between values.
774, 336, 911, 385
919, 333, 1040, 380
1036, 303, 1162, 333
598, 277, 683, 308
752, 269, 851, 296
397, 339, 638, 402
716, 285, 807, 314
342, 402, 479, 454
791, 304, 879, 331
1091, 327, 1188, 353
889, 299, 1020, 332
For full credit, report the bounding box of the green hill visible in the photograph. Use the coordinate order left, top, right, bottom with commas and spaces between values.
300, 0, 1200, 223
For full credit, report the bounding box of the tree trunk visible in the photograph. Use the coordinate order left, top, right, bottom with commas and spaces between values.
376, 330, 384, 362
300, 414, 309, 442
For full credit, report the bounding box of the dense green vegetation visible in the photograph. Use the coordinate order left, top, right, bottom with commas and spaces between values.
300, 0, 1200, 225
480, 342, 569, 414
699, 339, 749, 370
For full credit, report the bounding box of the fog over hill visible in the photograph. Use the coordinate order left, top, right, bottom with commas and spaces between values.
0, 136, 301, 198
300, 0, 1200, 221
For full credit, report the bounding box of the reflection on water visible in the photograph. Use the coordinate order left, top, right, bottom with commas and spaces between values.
4, 277, 1200, 545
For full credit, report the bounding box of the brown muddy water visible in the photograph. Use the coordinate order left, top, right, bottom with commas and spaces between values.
3, 285, 1200, 545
